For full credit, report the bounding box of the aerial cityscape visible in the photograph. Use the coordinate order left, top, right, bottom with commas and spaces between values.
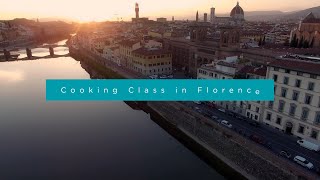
0, 0, 320, 179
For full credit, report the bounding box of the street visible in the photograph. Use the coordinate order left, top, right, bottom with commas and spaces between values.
182, 101, 320, 175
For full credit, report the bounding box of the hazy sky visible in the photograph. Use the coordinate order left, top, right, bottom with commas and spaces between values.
0, 0, 319, 21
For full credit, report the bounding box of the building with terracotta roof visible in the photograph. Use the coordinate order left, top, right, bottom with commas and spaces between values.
264, 58, 320, 143
131, 48, 172, 76
119, 40, 141, 67
290, 12, 320, 48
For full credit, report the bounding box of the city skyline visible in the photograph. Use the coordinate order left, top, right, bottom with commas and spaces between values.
0, 0, 319, 22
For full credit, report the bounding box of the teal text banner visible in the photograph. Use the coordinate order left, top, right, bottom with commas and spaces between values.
46, 79, 274, 101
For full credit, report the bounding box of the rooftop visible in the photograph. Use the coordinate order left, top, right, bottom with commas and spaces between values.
269, 59, 320, 75
119, 40, 140, 47
302, 12, 320, 23
238, 65, 267, 77
132, 48, 171, 56
217, 61, 237, 68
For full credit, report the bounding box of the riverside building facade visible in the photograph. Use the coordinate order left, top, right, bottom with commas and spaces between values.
131, 48, 172, 76
264, 59, 320, 143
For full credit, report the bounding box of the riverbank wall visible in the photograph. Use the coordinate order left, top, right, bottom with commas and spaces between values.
69, 45, 316, 180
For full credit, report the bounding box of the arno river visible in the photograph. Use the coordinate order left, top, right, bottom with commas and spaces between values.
0, 42, 224, 179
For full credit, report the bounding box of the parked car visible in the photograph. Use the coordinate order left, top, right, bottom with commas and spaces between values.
249, 121, 260, 127
149, 75, 158, 79
293, 156, 314, 169
211, 116, 218, 120
159, 75, 167, 79
221, 120, 232, 129
279, 150, 291, 159
297, 139, 320, 152
193, 101, 202, 105
218, 108, 226, 113
249, 135, 265, 144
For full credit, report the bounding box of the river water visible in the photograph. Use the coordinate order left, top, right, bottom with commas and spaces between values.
0, 44, 224, 179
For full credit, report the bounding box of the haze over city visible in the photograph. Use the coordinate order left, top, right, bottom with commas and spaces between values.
0, 0, 319, 21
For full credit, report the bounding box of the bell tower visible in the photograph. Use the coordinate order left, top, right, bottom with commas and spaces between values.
135, 3, 139, 18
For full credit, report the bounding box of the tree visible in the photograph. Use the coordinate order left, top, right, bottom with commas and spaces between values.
298, 36, 304, 48
303, 40, 309, 48
290, 34, 297, 47
310, 37, 315, 48
258, 38, 262, 46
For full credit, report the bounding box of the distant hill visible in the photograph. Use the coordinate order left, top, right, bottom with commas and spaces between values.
281, 6, 320, 21
244, 6, 320, 22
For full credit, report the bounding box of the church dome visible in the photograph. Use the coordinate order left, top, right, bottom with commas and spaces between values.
230, 2, 244, 18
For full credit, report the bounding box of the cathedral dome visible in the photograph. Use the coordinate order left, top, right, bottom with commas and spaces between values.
230, 2, 244, 19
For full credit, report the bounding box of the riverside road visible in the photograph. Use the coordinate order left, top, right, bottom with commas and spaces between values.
183, 101, 320, 174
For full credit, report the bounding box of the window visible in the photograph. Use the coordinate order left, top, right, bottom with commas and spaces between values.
268, 101, 274, 108
315, 113, 320, 124
301, 108, 309, 121
281, 88, 287, 98
273, 74, 278, 82
255, 115, 258, 120
278, 101, 285, 112
266, 113, 272, 121
283, 77, 289, 85
274, 67, 279, 71
308, 82, 315, 91
311, 130, 318, 139
285, 70, 291, 74
276, 117, 282, 125
292, 91, 299, 101
289, 104, 296, 116
297, 72, 303, 76
256, 107, 260, 113
248, 104, 251, 110
247, 112, 250, 117
310, 74, 317, 79
298, 126, 305, 134
295, 79, 301, 88
305, 94, 312, 105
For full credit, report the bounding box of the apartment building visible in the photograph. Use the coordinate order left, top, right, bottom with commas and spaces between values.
131, 48, 172, 76
264, 59, 320, 143
197, 56, 247, 116
119, 40, 141, 67
240, 66, 267, 122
